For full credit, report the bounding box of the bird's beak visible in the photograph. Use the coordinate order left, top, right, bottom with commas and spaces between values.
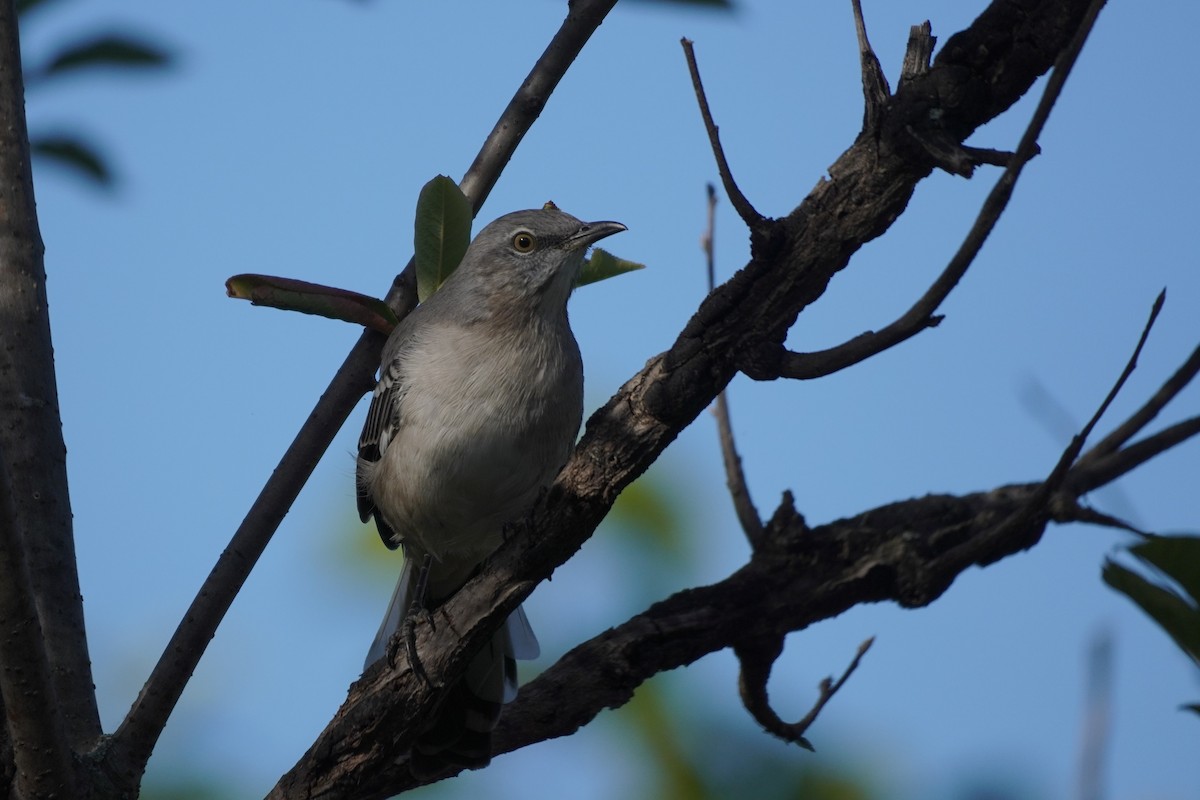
566, 220, 627, 251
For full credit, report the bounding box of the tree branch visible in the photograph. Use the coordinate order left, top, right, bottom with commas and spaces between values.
109, 0, 621, 785
681, 38, 765, 229
272, 1, 1125, 796
1077, 337, 1200, 469
0, 444, 74, 799
0, 0, 101, 754
703, 183, 764, 547
850, 0, 890, 132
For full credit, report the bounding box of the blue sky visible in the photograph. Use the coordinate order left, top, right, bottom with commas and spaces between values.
22, 1, 1199, 797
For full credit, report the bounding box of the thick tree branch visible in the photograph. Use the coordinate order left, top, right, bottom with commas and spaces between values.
0, 446, 74, 799
0, 0, 101, 758
273, 1, 1125, 797
109, 0, 620, 786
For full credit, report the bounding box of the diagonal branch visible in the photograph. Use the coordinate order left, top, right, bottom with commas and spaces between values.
1068, 416, 1200, 498
758, 0, 1103, 381
109, 0, 621, 783
1077, 337, 1200, 469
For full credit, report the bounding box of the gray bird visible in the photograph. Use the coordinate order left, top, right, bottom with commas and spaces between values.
357, 205, 626, 776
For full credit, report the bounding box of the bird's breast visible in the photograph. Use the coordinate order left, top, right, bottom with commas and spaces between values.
371, 319, 583, 562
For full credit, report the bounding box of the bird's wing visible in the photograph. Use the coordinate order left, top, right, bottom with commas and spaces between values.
357, 352, 406, 547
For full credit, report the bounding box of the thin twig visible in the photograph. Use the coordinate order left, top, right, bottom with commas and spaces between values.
1068, 415, 1200, 497
1078, 334, 1200, 467
792, 637, 874, 737
0, 445, 75, 798
703, 184, 764, 547
1042, 290, 1165, 491
737, 635, 874, 750
111, 0, 621, 778
681, 38, 765, 229
951, 288, 1166, 573
775, 0, 1108, 381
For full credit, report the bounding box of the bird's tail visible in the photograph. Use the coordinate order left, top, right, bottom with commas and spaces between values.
364, 559, 539, 776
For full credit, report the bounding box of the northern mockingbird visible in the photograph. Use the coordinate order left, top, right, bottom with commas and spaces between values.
357, 206, 625, 776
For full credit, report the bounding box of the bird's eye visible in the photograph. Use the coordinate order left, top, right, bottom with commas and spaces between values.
512, 232, 537, 253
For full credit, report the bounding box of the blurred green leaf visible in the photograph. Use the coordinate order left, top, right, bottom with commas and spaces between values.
577, 247, 645, 287
30, 134, 111, 185
225, 274, 398, 334
1103, 541, 1200, 668
1128, 535, 1200, 603
414, 175, 472, 302
627, 683, 709, 800
607, 472, 686, 558
37, 33, 170, 79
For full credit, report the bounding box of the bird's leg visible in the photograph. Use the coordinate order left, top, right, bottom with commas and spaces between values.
388, 553, 437, 689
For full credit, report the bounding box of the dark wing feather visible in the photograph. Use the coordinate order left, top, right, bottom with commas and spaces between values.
357, 357, 405, 548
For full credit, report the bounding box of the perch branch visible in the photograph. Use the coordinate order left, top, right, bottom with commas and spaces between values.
110, 0, 621, 782
681, 38, 765, 229
755, 0, 1103, 382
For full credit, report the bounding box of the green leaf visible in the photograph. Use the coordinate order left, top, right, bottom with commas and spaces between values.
577, 248, 645, 287
39, 34, 171, 78
30, 135, 112, 186
608, 473, 685, 557
413, 175, 472, 302
1103, 558, 1200, 667
1129, 535, 1200, 605
226, 274, 398, 335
